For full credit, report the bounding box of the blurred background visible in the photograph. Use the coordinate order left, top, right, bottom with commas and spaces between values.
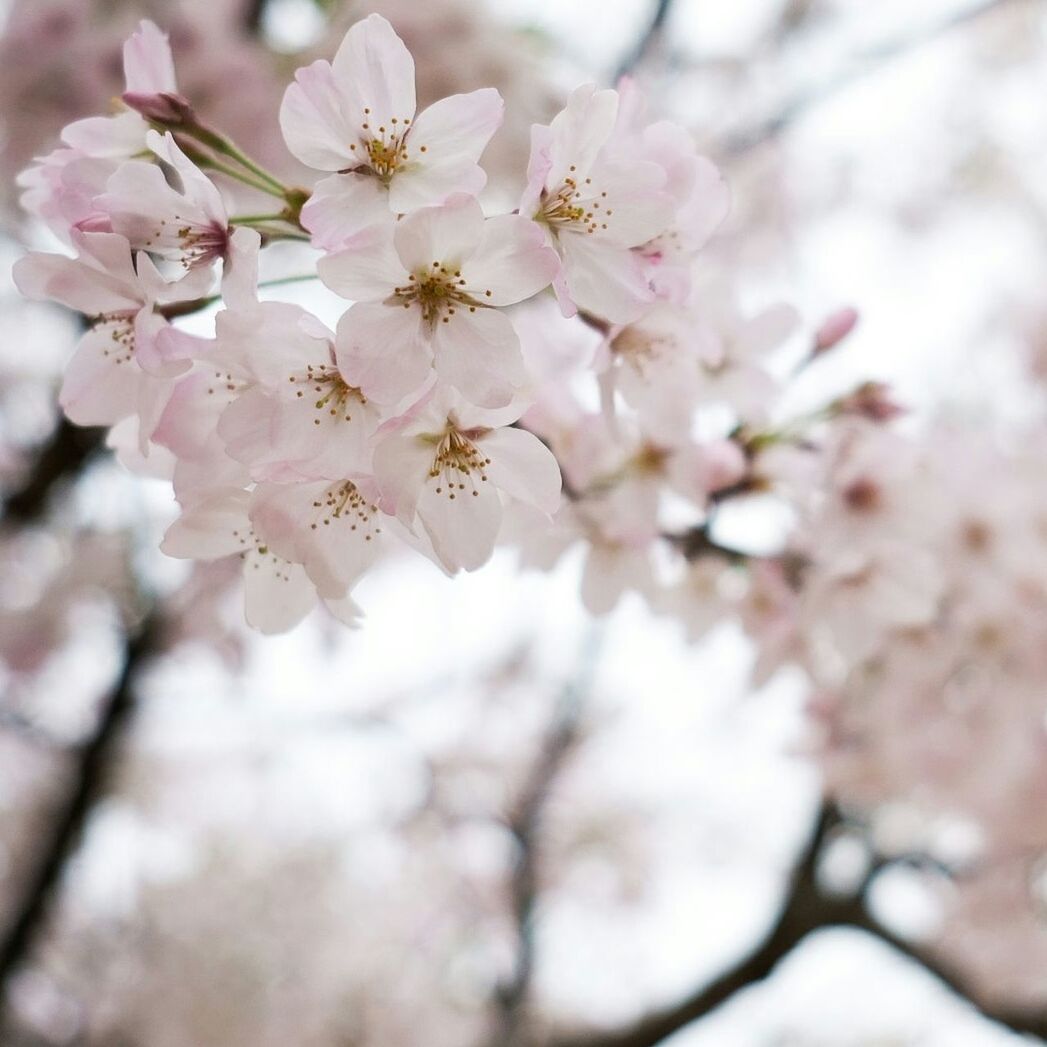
1, 0, 1046, 1044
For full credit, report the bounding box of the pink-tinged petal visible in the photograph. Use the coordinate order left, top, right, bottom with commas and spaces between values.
59, 325, 143, 426
279, 60, 358, 171
301, 174, 392, 252
221, 227, 261, 311
406, 89, 502, 165
216, 387, 279, 471
135, 250, 214, 307
479, 426, 562, 515
386, 159, 487, 216
677, 156, 730, 250
586, 159, 672, 246
123, 20, 177, 95
331, 14, 417, 136
560, 234, 653, 325
318, 223, 407, 301
335, 302, 432, 404
244, 559, 317, 634
519, 123, 553, 217
371, 432, 437, 523
545, 84, 618, 188
392, 195, 484, 274
418, 480, 503, 573
61, 111, 149, 159
146, 131, 227, 229
132, 308, 188, 378
162, 489, 253, 559
461, 215, 559, 305
324, 594, 364, 627
251, 481, 385, 596
14, 231, 141, 314
432, 308, 524, 409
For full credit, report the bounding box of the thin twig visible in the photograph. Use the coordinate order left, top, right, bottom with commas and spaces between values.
617, 0, 676, 80
0, 613, 161, 1008
492, 628, 604, 1046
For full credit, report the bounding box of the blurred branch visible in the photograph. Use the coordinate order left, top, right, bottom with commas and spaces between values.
545, 802, 1047, 1047
723, 0, 1028, 157
492, 628, 604, 1046
2, 419, 104, 526
617, 0, 676, 79
0, 612, 160, 1018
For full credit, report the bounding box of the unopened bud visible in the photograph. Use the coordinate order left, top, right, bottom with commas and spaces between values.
813, 306, 859, 355
122, 90, 196, 126
836, 381, 905, 422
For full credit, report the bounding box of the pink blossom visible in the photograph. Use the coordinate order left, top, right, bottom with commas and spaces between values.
281, 13, 504, 248
520, 84, 675, 324
161, 488, 362, 634
372, 389, 562, 573
94, 131, 231, 270
13, 230, 211, 440
326, 195, 558, 408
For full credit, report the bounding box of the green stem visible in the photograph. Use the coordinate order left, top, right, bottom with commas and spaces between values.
231, 213, 291, 225
191, 153, 283, 198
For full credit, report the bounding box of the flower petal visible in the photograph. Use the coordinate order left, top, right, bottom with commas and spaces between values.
480, 426, 562, 515
279, 59, 359, 171
431, 307, 524, 409
461, 214, 559, 305
335, 302, 432, 404
301, 174, 392, 253
318, 223, 407, 301
392, 195, 484, 274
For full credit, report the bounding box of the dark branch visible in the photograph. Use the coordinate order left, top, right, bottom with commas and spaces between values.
492, 634, 602, 1046
0, 612, 161, 1013
617, 0, 676, 80
545, 803, 1047, 1047
2, 420, 103, 525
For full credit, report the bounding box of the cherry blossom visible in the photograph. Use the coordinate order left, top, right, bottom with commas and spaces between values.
325, 195, 559, 408
13, 230, 211, 438
281, 13, 504, 248
372, 388, 562, 573
94, 131, 231, 270
520, 84, 675, 324
161, 488, 362, 634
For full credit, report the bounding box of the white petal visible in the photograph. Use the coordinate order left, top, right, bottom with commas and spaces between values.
302, 174, 393, 252
418, 481, 503, 574
461, 214, 559, 305
318, 222, 406, 301
279, 60, 358, 171
560, 233, 653, 325
335, 302, 432, 404
392, 195, 484, 274
431, 308, 524, 409
480, 426, 562, 515
161, 489, 252, 560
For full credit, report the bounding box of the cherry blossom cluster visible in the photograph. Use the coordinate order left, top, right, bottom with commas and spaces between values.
14, 13, 757, 633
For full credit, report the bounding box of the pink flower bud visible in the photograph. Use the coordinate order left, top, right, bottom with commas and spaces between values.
837, 381, 906, 422
122, 91, 195, 127
813, 306, 859, 354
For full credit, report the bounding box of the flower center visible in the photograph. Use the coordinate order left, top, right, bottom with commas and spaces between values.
172, 218, 228, 269
428, 427, 491, 500
308, 482, 382, 541
93, 312, 137, 366
347, 108, 416, 184
393, 264, 488, 327
288, 364, 367, 425
537, 166, 612, 236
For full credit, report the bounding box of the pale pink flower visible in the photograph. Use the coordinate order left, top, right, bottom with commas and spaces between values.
161, 487, 362, 634
94, 131, 230, 270
371, 388, 561, 573
18, 21, 176, 238
281, 13, 504, 248
13, 230, 211, 439
520, 84, 674, 324
325, 195, 558, 408
249, 478, 395, 598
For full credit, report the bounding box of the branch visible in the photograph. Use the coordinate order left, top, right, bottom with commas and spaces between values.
0, 612, 161, 1012
722, 0, 1028, 158
492, 630, 603, 1046
617, 0, 676, 79
546, 802, 1047, 1047
546, 804, 838, 1047
3, 419, 103, 525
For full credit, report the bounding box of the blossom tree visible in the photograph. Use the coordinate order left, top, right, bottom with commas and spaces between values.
1, 1, 1046, 1045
